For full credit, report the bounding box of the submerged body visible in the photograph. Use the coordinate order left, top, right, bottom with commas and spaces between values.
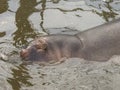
20, 18, 120, 63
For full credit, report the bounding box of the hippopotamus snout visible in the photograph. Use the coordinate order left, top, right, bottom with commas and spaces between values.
20, 44, 48, 61
20, 49, 28, 59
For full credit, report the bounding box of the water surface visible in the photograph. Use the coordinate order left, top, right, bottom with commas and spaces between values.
0, 0, 120, 90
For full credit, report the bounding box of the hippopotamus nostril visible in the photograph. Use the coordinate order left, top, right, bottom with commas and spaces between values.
20, 49, 28, 58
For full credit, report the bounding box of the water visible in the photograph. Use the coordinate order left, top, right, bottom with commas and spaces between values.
0, 0, 120, 90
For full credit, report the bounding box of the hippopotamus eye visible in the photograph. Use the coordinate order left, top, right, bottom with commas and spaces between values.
35, 38, 47, 50
35, 43, 47, 50
35, 44, 41, 49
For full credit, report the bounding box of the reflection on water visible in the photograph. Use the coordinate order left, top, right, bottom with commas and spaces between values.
0, 0, 8, 37
0, 0, 8, 14
47, 7, 84, 13
85, 0, 120, 21
7, 64, 33, 90
51, 0, 61, 3
0, 32, 6, 37
40, 0, 48, 34
13, 0, 41, 47
12, 0, 120, 48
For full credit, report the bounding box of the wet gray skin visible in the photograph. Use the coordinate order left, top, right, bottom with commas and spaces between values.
20, 35, 82, 63
21, 18, 120, 62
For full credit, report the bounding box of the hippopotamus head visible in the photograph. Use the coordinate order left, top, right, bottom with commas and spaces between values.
20, 35, 82, 63
20, 37, 50, 62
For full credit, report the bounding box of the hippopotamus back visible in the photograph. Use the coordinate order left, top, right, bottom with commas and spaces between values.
76, 18, 120, 61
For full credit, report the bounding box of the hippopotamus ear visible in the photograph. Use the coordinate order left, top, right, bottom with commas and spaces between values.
36, 38, 47, 50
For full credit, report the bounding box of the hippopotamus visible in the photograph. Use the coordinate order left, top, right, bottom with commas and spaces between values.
20, 18, 120, 64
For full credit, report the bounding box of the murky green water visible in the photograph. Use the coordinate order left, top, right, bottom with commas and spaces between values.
0, 0, 120, 90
